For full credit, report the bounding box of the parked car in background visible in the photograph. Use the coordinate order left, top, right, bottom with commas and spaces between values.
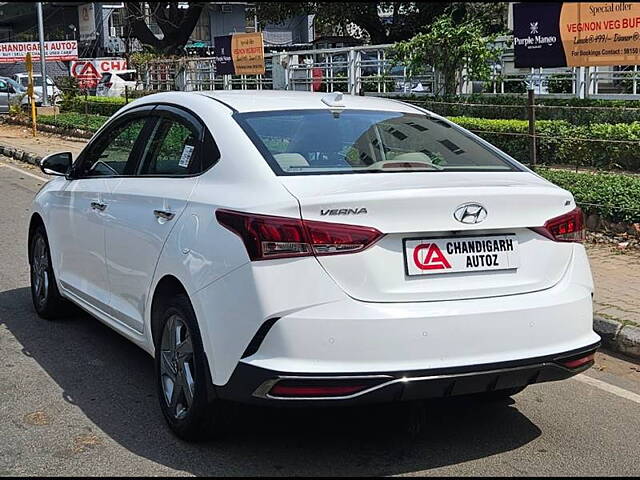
0, 76, 41, 113
96, 70, 140, 97
11, 73, 61, 105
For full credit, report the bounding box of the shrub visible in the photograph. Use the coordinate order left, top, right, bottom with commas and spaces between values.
538, 168, 640, 223
448, 116, 640, 171
63, 95, 126, 116
394, 94, 640, 125
63, 92, 156, 116
38, 112, 109, 132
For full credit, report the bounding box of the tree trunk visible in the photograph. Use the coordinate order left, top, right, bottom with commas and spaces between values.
444, 70, 457, 96
126, 2, 204, 55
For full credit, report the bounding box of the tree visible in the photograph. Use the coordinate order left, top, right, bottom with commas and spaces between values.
125, 2, 204, 55
391, 14, 503, 95
255, 2, 508, 44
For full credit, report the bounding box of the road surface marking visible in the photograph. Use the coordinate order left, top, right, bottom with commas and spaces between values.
575, 373, 640, 405
0, 162, 48, 182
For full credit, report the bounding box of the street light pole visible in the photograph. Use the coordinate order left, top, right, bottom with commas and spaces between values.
36, 2, 49, 107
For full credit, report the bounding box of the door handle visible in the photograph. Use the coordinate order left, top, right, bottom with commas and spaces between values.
90, 201, 107, 211
154, 209, 175, 221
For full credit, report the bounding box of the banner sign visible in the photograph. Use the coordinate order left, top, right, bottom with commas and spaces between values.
514, 2, 640, 67
214, 32, 265, 75
70, 58, 128, 89
0, 41, 78, 64
78, 3, 97, 41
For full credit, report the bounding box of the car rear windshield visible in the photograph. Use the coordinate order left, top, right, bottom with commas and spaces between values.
19, 76, 53, 87
235, 109, 519, 175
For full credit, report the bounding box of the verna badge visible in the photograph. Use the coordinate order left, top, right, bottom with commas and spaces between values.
454, 203, 487, 224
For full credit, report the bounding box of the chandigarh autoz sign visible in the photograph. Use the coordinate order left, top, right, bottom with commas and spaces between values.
403, 234, 520, 276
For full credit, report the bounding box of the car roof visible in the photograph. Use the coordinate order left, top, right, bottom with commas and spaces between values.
194, 90, 422, 114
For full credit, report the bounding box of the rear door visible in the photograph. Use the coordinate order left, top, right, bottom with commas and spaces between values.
103, 105, 218, 333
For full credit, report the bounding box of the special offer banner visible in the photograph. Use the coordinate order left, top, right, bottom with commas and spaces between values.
514, 2, 640, 67
213, 33, 265, 75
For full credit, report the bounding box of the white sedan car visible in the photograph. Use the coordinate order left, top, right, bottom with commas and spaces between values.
96, 70, 140, 97
30, 91, 600, 441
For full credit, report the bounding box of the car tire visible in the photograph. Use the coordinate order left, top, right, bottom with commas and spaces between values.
29, 224, 69, 319
155, 293, 233, 442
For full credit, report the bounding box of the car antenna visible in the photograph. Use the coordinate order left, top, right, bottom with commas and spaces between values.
321, 91, 345, 117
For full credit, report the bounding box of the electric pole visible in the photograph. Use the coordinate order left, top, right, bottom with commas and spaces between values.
36, 2, 49, 107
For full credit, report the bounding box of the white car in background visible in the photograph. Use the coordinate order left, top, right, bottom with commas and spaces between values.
96, 70, 140, 97
0, 76, 42, 112
29, 91, 600, 441
12, 73, 62, 104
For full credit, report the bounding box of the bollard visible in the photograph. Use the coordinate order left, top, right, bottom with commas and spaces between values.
527, 89, 537, 168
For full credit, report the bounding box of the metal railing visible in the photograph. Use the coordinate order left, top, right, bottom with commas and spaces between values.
139, 39, 640, 98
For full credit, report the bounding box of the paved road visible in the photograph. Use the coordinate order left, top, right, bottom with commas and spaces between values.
1, 157, 640, 476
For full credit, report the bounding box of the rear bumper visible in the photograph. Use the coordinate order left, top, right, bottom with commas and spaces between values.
193, 244, 598, 386
216, 341, 600, 406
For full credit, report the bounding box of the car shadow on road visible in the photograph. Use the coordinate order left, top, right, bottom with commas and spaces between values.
0, 286, 542, 476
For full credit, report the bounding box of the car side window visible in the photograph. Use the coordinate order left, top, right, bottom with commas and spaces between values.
81, 118, 147, 177
137, 117, 199, 176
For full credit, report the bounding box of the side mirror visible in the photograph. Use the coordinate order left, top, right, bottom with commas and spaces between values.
40, 152, 72, 176
0, 84, 8, 93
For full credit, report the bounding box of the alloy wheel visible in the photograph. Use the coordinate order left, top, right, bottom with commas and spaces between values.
31, 235, 50, 307
160, 314, 196, 420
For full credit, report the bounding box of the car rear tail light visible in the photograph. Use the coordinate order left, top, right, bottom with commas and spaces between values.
532, 207, 585, 243
215, 209, 382, 261
559, 352, 595, 369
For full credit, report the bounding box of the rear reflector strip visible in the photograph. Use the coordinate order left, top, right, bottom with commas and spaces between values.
560, 353, 595, 369
269, 384, 367, 398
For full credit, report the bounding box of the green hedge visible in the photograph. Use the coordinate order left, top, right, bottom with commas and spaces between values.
63, 96, 127, 116
396, 94, 640, 125
538, 168, 640, 223
38, 113, 109, 132
449, 116, 640, 172
63, 92, 155, 117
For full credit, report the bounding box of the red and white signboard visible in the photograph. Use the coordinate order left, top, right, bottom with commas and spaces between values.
70, 58, 129, 89
0, 41, 78, 63
404, 235, 520, 276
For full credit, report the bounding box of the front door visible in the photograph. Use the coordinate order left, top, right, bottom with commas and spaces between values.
57, 114, 151, 316
103, 108, 205, 333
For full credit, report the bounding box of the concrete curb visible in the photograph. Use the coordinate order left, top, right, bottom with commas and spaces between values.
0, 143, 43, 166
593, 316, 640, 359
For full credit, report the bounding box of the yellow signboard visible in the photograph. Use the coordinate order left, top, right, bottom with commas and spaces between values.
230, 32, 265, 75
560, 2, 640, 67
514, 2, 640, 67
